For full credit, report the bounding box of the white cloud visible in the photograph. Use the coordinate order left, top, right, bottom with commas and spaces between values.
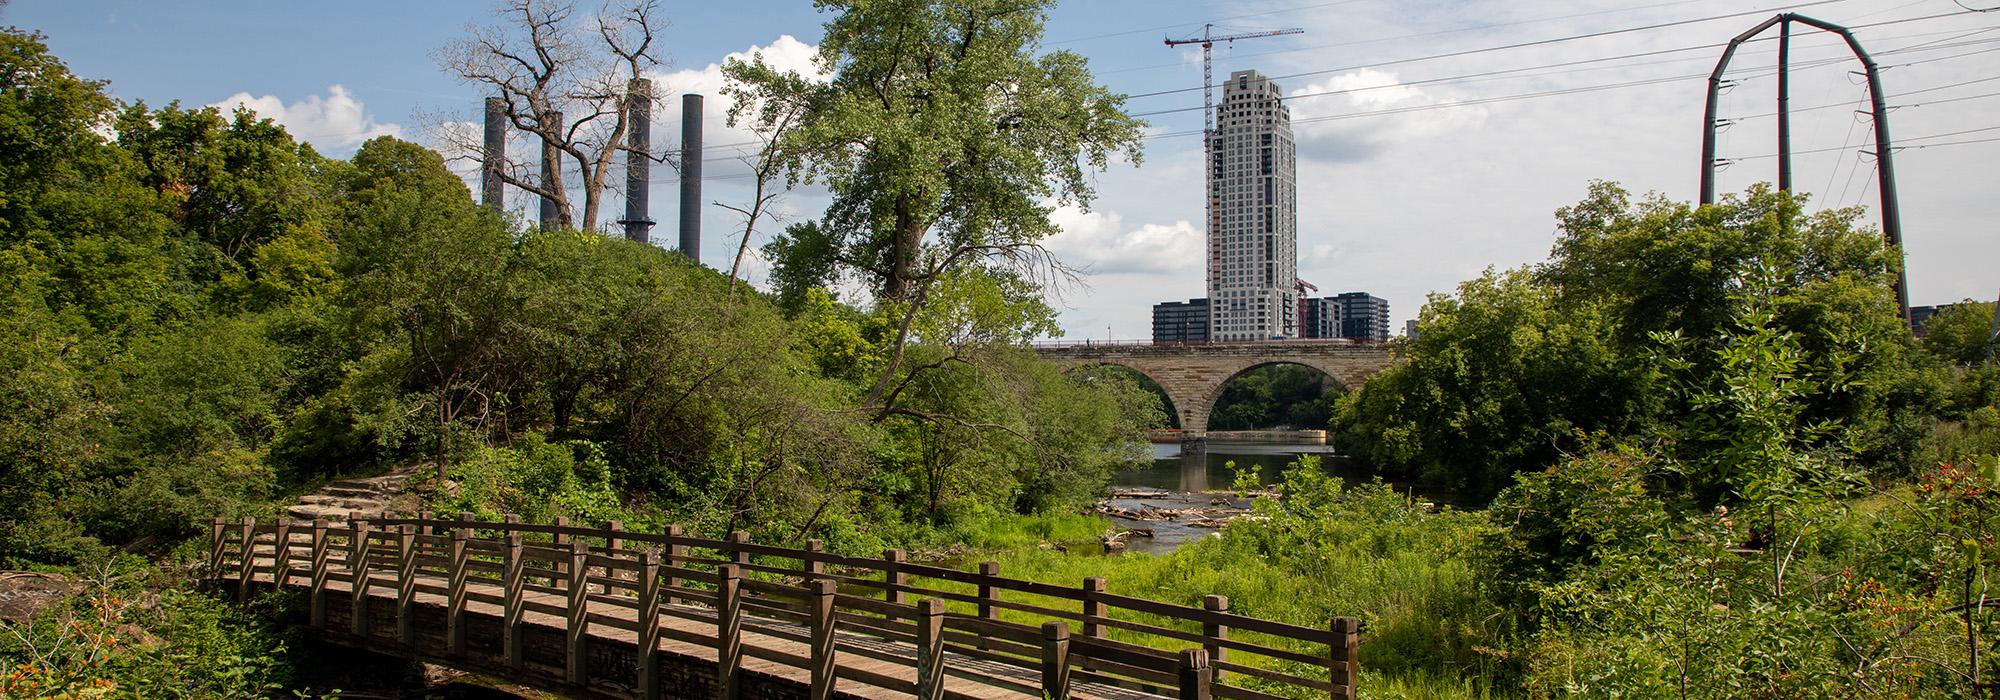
644, 34, 823, 165
209, 85, 401, 151
1045, 205, 1203, 276
1285, 69, 1488, 163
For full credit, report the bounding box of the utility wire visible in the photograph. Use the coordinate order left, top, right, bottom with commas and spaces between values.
1725, 133, 2000, 159
1106, 0, 1747, 75
1131, 28, 2000, 119
1120, 0, 1850, 99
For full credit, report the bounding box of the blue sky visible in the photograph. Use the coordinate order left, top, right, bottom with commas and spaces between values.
10, 1, 1999, 339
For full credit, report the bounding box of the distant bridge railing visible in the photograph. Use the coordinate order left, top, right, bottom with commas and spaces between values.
1029, 338, 1384, 349
211, 513, 1361, 700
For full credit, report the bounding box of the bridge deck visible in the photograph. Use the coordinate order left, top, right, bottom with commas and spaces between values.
247, 566, 1155, 700
212, 517, 1358, 700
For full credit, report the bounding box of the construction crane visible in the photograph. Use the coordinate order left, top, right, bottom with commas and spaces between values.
1164, 25, 1305, 137
1295, 278, 1319, 338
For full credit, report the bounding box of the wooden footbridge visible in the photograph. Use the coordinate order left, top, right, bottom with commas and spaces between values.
210, 514, 1360, 700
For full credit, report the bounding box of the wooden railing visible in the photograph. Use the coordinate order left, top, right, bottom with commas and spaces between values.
211, 512, 1361, 700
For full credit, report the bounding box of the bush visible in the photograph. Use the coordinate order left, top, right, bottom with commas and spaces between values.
0, 560, 302, 698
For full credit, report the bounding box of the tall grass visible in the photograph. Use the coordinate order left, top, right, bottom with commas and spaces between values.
910, 462, 1507, 698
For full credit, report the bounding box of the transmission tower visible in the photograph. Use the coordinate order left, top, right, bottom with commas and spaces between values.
1699, 13, 1908, 328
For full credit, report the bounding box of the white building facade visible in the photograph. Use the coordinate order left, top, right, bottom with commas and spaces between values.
1206, 70, 1299, 341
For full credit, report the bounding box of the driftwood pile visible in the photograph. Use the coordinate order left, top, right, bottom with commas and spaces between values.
1094, 501, 1243, 529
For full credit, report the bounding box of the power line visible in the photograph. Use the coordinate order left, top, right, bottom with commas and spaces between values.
1102, 0, 1725, 75
1048, 0, 1372, 45
1119, 0, 1850, 99
1130, 25, 2000, 120
1724, 132, 2000, 159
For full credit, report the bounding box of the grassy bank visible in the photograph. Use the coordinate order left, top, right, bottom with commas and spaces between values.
905, 458, 1503, 699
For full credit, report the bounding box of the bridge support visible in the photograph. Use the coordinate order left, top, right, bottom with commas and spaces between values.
1180, 435, 1209, 491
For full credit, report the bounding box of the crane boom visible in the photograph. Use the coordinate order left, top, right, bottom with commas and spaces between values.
1163, 25, 1305, 135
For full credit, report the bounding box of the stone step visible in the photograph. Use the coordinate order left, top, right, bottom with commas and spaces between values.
287, 504, 354, 522
299, 494, 388, 510
318, 485, 379, 499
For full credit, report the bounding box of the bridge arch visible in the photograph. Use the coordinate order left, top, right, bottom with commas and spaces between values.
1199, 360, 1350, 432
1032, 340, 1396, 437
1062, 361, 1186, 428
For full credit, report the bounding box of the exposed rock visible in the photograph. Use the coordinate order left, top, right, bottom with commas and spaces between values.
0, 571, 76, 624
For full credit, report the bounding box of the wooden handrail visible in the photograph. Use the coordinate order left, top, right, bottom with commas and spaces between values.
212, 514, 1362, 700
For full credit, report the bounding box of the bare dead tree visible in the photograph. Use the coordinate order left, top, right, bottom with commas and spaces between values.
434, 0, 663, 231
716, 77, 810, 295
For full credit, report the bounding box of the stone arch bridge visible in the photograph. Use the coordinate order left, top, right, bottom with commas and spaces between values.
1034, 340, 1396, 438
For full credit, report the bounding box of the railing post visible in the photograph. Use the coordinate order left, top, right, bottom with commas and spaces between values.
566, 538, 589, 685
1042, 620, 1072, 700
916, 598, 945, 700
208, 517, 226, 586
272, 520, 292, 590
637, 550, 662, 700
551, 515, 570, 590
397, 525, 417, 647
350, 519, 373, 638
1082, 576, 1106, 671
664, 524, 686, 606
309, 519, 330, 628
1178, 648, 1213, 700
605, 519, 624, 595
716, 564, 744, 700
504, 527, 525, 670
1329, 617, 1360, 700
884, 549, 907, 606
448, 527, 470, 657
809, 578, 837, 700
1203, 595, 1229, 681
977, 560, 999, 650
417, 510, 432, 537
728, 530, 750, 567
803, 539, 825, 580
237, 517, 256, 603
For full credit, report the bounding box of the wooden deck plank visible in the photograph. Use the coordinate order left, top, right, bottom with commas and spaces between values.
239, 562, 1159, 700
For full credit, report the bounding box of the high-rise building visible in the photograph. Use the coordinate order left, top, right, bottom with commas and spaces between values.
1300, 297, 1342, 339
1206, 70, 1299, 341
1404, 319, 1419, 340
1151, 298, 1210, 344
1335, 292, 1391, 342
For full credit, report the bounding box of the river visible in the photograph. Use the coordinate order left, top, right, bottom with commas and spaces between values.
1101, 441, 1435, 555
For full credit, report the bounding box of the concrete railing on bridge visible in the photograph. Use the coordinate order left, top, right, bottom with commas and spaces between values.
211, 513, 1361, 700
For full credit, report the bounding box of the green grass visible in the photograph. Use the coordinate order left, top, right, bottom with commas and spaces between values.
885, 483, 1507, 699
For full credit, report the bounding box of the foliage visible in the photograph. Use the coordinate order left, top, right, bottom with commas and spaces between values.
1336, 268, 1645, 498
1209, 363, 1343, 431
1337, 182, 1919, 501
0, 563, 303, 698
1926, 300, 1998, 368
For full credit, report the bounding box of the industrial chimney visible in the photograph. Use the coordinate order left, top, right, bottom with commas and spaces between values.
621, 79, 654, 243
539, 110, 563, 231
678, 93, 703, 261
481, 97, 505, 212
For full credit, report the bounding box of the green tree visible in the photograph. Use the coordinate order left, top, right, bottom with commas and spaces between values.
1925, 300, 1998, 367
1335, 268, 1645, 497
725, 0, 1144, 415
1337, 183, 1915, 500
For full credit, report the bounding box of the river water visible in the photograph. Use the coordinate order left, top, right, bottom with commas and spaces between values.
1101, 441, 1424, 556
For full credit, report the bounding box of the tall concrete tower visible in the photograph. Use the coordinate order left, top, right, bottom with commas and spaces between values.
1206, 70, 1298, 341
